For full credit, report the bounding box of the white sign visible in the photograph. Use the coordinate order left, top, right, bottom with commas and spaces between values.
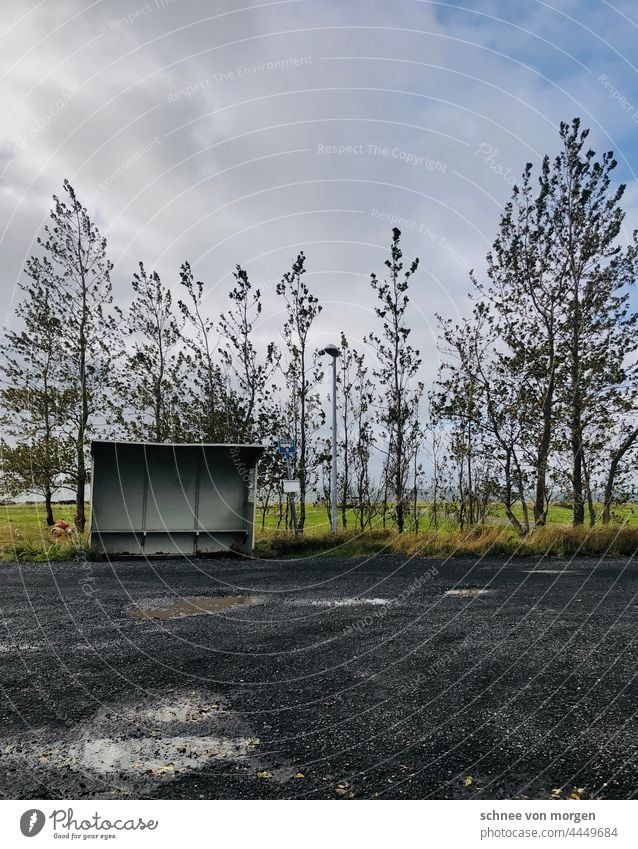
283, 479, 300, 494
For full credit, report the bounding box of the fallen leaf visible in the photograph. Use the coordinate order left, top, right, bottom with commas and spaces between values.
463, 775, 474, 787
257, 770, 272, 779
336, 781, 354, 797
569, 792, 581, 800
295, 772, 305, 779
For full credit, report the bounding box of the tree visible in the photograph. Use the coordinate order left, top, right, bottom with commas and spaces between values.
0, 266, 74, 523
0, 439, 73, 518
336, 334, 377, 529
433, 309, 530, 536
29, 180, 117, 531
601, 419, 638, 524
474, 158, 564, 526
434, 119, 638, 530
366, 228, 422, 532
549, 119, 638, 525
119, 262, 182, 442
219, 264, 279, 441
178, 262, 242, 442
276, 252, 324, 532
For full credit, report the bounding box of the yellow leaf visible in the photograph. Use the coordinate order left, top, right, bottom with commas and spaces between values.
257, 770, 272, 779
295, 772, 305, 779
336, 781, 353, 796
463, 775, 474, 787
569, 792, 581, 800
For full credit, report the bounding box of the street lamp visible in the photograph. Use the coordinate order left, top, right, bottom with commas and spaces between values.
319, 342, 340, 533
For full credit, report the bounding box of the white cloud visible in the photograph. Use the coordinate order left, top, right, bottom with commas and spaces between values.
1, 0, 636, 395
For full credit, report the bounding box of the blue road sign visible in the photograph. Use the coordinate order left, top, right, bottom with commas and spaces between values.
278, 439, 297, 458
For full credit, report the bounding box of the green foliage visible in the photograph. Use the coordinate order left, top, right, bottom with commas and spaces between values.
118, 262, 183, 441
433, 119, 638, 533
366, 228, 422, 532
276, 251, 324, 531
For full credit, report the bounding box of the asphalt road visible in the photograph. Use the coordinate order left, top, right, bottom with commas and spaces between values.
0, 553, 636, 799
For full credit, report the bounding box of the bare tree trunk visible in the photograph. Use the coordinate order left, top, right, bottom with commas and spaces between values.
74, 251, 89, 533
582, 453, 596, 527
570, 286, 585, 526
44, 490, 55, 526
602, 427, 638, 524
261, 492, 270, 528
75, 323, 88, 533
534, 359, 555, 526
277, 490, 284, 529
503, 450, 526, 537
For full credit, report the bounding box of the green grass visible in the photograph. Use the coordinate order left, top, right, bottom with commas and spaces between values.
254, 523, 638, 559
0, 502, 91, 562
256, 501, 638, 533
1, 500, 636, 562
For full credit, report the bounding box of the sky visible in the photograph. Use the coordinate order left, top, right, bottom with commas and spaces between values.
2, 0, 638, 404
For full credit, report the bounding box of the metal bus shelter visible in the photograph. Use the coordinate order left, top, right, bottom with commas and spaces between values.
89, 440, 264, 556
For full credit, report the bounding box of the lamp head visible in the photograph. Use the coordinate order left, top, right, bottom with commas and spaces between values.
319, 342, 340, 358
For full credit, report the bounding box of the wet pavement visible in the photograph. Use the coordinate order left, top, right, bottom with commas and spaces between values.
0, 554, 636, 799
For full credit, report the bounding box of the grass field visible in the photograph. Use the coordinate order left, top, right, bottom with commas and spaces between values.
1, 499, 637, 561
0, 502, 87, 561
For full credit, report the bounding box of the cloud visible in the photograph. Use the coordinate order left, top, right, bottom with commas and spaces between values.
1, 0, 636, 395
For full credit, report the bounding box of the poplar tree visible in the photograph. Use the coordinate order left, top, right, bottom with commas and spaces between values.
276, 252, 323, 532
178, 262, 241, 442
366, 228, 421, 533
35, 180, 117, 531
119, 262, 182, 442
0, 265, 74, 523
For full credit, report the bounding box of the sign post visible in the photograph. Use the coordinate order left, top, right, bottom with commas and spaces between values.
278, 438, 299, 534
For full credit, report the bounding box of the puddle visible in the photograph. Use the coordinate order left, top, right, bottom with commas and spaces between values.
523, 570, 582, 575
445, 588, 491, 597
132, 694, 221, 723
73, 735, 255, 775
10, 690, 265, 784
130, 595, 260, 620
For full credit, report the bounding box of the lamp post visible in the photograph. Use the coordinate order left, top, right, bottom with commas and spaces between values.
319, 343, 340, 533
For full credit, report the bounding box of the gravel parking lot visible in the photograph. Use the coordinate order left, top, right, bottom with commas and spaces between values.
0, 554, 636, 799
